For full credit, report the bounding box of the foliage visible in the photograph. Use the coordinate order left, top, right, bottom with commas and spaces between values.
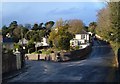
49, 19, 73, 50
25, 30, 46, 42
75, 46, 80, 50
27, 40, 35, 53
2, 21, 29, 43
2, 47, 13, 55
45, 21, 55, 29
2, 25, 9, 37
68, 19, 84, 34
55, 18, 65, 28
32, 23, 39, 30
70, 46, 80, 51
25, 24, 32, 29
84, 26, 89, 32
14, 43, 21, 50
41, 49, 51, 54
27, 40, 35, 49
25, 30, 35, 40
88, 22, 97, 33
96, 2, 120, 56
108, 2, 120, 43
96, 6, 111, 41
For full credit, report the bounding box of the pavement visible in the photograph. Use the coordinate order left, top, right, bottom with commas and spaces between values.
2, 39, 119, 83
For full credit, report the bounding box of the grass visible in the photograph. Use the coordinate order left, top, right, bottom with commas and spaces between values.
31, 47, 70, 55
41, 49, 51, 54
31, 51, 39, 54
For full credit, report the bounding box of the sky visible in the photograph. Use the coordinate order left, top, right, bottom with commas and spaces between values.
1, 2, 106, 28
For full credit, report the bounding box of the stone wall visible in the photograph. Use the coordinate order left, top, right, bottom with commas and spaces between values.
25, 53, 57, 61
26, 45, 92, 62
62, 45, 92, 61
2, 53, 17, 74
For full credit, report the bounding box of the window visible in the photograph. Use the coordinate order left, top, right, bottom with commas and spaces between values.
81, 35, 85, 39
78, 41, 81, 45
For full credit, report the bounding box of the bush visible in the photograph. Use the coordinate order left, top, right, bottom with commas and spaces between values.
29, 48, 35, 53
41, 49, 51, 54
2, 47, 13, 55
13, 43, 21, 51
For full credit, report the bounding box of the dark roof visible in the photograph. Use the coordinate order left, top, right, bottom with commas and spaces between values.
3, 37, 13, 43
79, 30, 88, 34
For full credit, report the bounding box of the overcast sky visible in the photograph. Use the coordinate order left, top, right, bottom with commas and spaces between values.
1, 2, 106, 28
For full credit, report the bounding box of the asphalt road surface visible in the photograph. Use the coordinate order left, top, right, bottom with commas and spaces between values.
7, 39, 118, 82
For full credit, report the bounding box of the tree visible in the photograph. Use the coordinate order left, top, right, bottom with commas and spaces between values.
96, 1, 120, 56
25, 24, 32, 29
108, 2, 120, 43
49, 21, 73, 50
96, 6, 111, 40
9, 21, 18, 37
9, 21, 18, 28
84, 26, 89, 32
45, 21, 55, 29
96, 2, 120, 42
2, 25, 9, 37
58, 32, 73, 50
13, 26, 21, 39
22, 27, 29, 38
12, 24, 29, 42
38, 23, 44, 30
39, 30, 46, 37
27, 40, 35, 53
32, 23, 39, 31
68, 19, 84, 34
25, 30, 46, 42
88, 22, 97, 33
25, 30, 35, 40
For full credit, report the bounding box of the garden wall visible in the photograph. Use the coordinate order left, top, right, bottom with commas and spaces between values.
26, 45, 92, 62
25, 53, 57, 61
2, 53, 17, 74
62, 45, 92, 61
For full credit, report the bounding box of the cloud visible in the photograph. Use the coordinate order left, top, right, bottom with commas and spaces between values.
1, 2, 105, 28
1, 0, 108, 2
48, 7, 80, 15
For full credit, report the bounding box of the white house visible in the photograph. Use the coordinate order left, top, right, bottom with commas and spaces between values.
70, 30, 90, 49
18, 38, 28, 45
35, 37, 49, 48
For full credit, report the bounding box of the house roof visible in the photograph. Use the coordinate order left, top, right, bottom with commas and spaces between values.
3, 37, 13, 43
78, 30, 88, 34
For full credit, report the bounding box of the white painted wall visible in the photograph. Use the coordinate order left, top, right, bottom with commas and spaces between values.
70, 33, 90, 48
75, 34, 82, 39
80, 43, 90, 49
14, 50, 21, 70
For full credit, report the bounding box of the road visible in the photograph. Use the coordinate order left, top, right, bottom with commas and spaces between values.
7, 39, 118, 82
